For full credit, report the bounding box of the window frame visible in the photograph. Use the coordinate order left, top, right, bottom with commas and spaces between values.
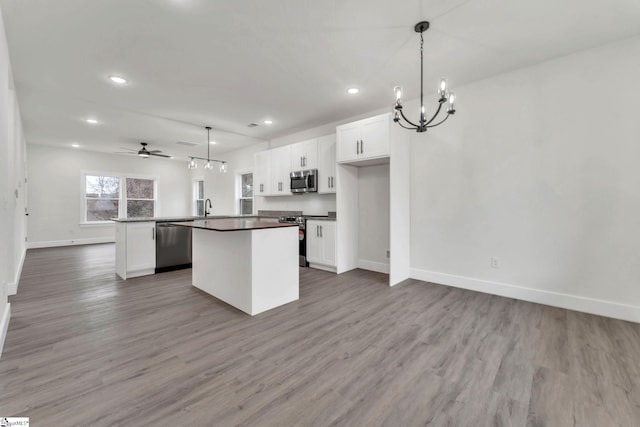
236, 169, 254, 215
80, 170, 158, 225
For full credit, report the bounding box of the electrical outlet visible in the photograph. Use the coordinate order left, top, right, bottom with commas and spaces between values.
386, 250, 390, 258
491, 256, 500, 269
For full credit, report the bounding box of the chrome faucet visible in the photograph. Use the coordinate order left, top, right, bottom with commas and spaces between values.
204, 198, 212, 217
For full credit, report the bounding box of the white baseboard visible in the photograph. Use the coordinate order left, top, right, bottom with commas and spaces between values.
307, 263, 337, 273
358, 259, 390, 275
0, 302, 10, 359
411, 268, 640, 324
7, 247, 26, 296
27, 236, 115, 249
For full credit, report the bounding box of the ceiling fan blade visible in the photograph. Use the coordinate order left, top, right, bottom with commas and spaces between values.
150, 152, 171, 158
114, 151, 136, 155
119, 147, 137, 152
148, 150, 163, 153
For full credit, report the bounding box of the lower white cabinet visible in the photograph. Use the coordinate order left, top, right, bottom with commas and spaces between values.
115, 221, 156, 279
306, 220, 336, 270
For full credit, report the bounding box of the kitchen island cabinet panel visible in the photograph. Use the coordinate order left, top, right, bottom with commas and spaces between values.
115, 221, 156, 280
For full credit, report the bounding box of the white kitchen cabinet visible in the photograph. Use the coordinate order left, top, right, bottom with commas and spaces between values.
317, 134, 336, 194
290, 138, 318, 170
115, 221, 156, 279
336, 113, 390, 163
270, 145, 291, 195
254, 150, 271, 196
306, 220, 336, 270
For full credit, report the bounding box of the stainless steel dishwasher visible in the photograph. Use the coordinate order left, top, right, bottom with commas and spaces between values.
155, 221, 192, 273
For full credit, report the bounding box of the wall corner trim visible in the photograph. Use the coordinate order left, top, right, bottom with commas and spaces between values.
7, 248, 27, 296
410, 268, 640, 324
26, 237, 115, 249
0, 302, 11, 359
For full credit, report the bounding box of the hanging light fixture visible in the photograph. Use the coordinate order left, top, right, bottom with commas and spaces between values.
393, 21, 456, 132
187, 126, 228, 172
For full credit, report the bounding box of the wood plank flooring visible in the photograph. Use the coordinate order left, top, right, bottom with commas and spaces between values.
1, 243, 640, 426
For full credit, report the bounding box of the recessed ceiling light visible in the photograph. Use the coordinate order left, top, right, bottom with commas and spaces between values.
263, 120, 273, 125
209, 140, 217, 145
347, 87, 360, 95
71, 143, 80, 148
86, 118, 98, 124
109, 75, 127, 84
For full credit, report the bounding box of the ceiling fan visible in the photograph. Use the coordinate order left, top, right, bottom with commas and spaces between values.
115, 142, 171, 158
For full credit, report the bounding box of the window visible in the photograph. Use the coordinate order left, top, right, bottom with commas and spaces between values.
239, 172, 253, 215
85, 175, 120, 221
194, 179, 205, 216
126, 178, 155, 217
82, 173, 156, 223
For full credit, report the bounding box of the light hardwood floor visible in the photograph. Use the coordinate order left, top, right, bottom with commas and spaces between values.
1, 243, 639, 426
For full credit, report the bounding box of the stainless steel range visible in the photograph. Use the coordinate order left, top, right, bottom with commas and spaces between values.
278, 215, 307, 267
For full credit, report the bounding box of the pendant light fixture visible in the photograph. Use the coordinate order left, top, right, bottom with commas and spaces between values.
187, 126, 228, 172
393, 21, 456, 132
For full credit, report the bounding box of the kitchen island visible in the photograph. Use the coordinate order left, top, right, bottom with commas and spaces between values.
171, 218, 299, 315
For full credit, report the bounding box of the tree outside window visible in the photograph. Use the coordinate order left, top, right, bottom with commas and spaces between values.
85, 175, 120, 221
126, 178, 155, 217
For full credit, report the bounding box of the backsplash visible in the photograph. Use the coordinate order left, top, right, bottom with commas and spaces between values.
256, 193, 336, 216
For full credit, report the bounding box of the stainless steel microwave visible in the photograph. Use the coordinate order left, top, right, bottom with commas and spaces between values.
290, 169, 318, 193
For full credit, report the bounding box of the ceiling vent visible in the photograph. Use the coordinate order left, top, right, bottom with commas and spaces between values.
176, 141, 198, 147
248, 123, 259, 127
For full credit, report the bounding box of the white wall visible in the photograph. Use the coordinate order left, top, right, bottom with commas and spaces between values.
195, 141, 269, 215
1, 5, 27, 356
27, 144, 191, 246
410, 35, 640, 321
358, 164, 390, 272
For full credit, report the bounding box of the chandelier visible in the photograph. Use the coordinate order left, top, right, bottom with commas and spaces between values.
393, 21, 456, 132
187, 126, 228, 173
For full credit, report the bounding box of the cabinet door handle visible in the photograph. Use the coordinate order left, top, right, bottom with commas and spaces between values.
152, 227, 155, 240
328, 177, 330, 188
300, 157, 303, 167
320, 225, 323, 237
360, 139, 363, 154
331, 176, 334, 188
356, 140, 359, 155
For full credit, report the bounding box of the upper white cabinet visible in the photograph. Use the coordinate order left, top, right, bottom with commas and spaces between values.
318, 134, 336, 194
254, 150, 271, 196
254, 134, 337, 197
336, 113, 390, 163
270, 145, 291, 195
116, 221, 156, 280
290, 138, 318, 170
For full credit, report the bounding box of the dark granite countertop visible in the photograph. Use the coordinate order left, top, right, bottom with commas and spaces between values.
171, 218, 298, 232
111, 215, 265, 223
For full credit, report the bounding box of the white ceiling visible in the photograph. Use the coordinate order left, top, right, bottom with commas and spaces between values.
2, 0, 639, 160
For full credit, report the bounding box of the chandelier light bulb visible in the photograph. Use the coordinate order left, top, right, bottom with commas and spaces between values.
448, 92, 456, 113
188, 158, 197, 169
204, 161, 213, 170
439, 78, 448, 98
394, 86, 403, 106
219, 162, 228, 173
